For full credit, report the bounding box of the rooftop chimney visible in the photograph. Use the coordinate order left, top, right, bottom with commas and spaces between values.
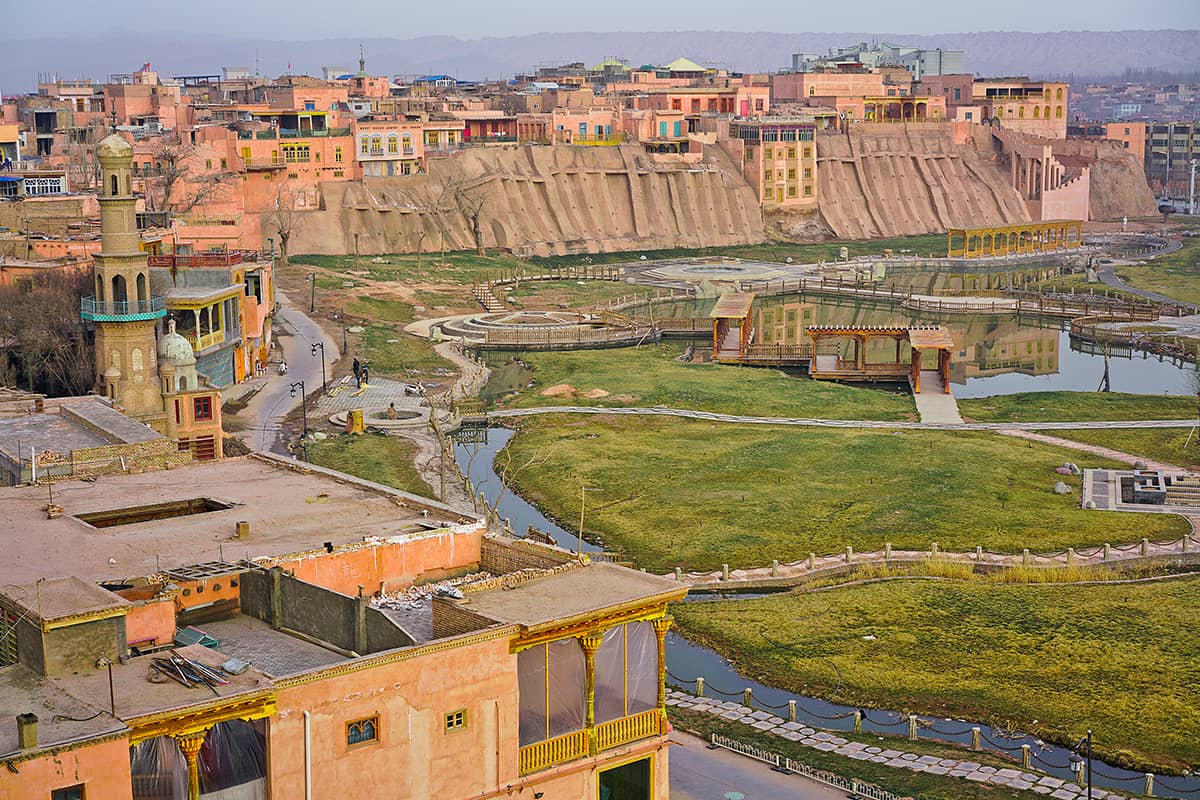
17, 713, 37, 749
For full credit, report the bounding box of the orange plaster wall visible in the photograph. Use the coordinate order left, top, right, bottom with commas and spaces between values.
271, 527, 483, 597
268, 635, 519, 798
173, 574, 241, 611
123, 596, 176, 647
0, 737, 133, 800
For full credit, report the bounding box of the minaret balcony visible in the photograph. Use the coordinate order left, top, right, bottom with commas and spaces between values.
80, 296, 168, 322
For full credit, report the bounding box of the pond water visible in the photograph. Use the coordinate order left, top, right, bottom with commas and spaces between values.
653, 295, 1195, 398
452, 428, 1198, 798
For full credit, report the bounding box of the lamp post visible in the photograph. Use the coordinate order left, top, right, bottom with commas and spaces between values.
338, 305, 347, 351
289, 380, 308, 461
311, 341, 326, 389
1068, 730, 1093, 800
578, 486, 600, 558
307, 272, 316, 313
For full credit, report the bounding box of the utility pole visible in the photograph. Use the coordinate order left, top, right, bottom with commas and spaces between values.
1190, 159, 1197, 216
289, 381, 308, 461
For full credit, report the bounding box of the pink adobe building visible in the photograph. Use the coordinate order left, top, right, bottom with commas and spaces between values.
0, 455, 686, 800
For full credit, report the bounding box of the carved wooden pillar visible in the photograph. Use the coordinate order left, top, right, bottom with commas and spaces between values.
175, 731, 208, 800
581, 632, 604, 755
652, 616, 673, 733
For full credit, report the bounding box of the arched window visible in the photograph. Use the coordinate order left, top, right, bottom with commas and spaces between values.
136, 272, 147, 304
112, 274, 127, 303
360, 137, 369, 155
110, 174, 119, 195
1021, 107, 1027, 118
178, 375, 188, 391
1056, 87, 1063, 100
370, 135, 382, 153
1055, 106, 1063, 119
1044, 106, 1050, 119
1030, 106, 1037, 118
97, 277, 105, 301
387, 135, 398, 154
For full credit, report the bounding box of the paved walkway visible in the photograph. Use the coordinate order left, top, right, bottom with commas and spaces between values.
669, 692, 1144, 800
670, 731, 847, 800
999, 429, 1184, 471
912, 371, 963, 424
1096, 246, 1198, 311
489, 404, 1198, 431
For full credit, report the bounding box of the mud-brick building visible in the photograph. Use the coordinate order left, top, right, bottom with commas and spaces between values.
0, 454, 686, 799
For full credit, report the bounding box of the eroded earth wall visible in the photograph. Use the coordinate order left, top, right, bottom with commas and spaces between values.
288, 144, 764, 257
1047, 138, 1158, 221
815, 124, 1031, 239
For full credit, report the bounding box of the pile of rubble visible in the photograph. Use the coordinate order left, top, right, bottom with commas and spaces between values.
371, 572, 491, 610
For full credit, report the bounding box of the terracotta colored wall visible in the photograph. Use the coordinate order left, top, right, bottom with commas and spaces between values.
269, 635, 519, 798
0, 737, 133, 800
268, 526, 483, 596
123, 595, 176, 647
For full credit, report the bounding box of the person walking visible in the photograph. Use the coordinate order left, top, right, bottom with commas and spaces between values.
352, 357, 361, 388
360, 365, 369, 386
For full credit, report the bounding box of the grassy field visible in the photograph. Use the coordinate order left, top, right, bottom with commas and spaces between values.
959, 390, 1197, 422
503, 279, 635, 309
345, 296, 415, 324
308, 432, 434, 498
488, 344, 917, 420
501, 415, 1187, 572
359, 323, 454, 377
1050, 426, 1200, 468
1113, 238, 1200, 306
672, 576, 1200, 771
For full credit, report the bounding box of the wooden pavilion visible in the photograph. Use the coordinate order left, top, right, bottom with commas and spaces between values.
807, 325, 954, 393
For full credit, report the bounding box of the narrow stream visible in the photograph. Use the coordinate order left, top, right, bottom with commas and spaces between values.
453, 426, 1196, 798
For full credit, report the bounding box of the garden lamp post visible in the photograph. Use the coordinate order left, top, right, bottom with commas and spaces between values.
289, 381, 308, 461
338, 305, 347, 351
311, 341, 326, 389
307, 272, 316, 312
1068, 730, 1093, 800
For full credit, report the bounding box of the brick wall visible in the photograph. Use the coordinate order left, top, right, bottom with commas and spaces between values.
431, 596, 497, 639
480, 536, 574, 575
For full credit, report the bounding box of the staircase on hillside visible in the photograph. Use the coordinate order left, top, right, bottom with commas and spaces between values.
472, 284, 506, 312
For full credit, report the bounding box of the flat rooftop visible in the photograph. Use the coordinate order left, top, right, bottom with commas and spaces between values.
0, 454, 477, 584
2, 576, 129, 625
463, 562, 685, 630
195, 615, 347, 677
0, 397, 162, 461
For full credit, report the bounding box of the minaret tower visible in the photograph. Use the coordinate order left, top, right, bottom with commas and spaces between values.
83, 133, 168, 428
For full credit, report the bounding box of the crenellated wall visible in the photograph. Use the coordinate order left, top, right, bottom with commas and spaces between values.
287, 144, 765, 258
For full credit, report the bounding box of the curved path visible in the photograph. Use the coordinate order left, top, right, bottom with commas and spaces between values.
1095, 239, 1197, 311
490, 404, 1198, 431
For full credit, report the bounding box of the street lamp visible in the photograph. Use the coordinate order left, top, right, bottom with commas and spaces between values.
1068, 730, 1093, 800
307, 272, 316, 313
337, 305, 347, 351
311, 341, 326, 389
578, 486, 600, 558
289, 380, 308, 461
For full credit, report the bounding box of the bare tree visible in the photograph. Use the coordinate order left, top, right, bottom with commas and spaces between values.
144, 136, 235, 215
452, 178, 491, 257
0, 270, 94, 396
264, 182, 300, 265
412, 179, 458, 267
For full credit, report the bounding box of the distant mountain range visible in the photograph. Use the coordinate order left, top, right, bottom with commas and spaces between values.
5, 29, 1198, 90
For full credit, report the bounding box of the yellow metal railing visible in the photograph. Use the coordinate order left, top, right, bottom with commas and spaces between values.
594, 709, 662, 752
518, 729, 589, 776
185, 330, 226, 352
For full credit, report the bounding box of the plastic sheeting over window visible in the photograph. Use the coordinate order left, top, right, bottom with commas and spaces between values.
130, 736, 187, 800
518, 638, 585, 746
595, 622, 658, 723
199, 720, 267, 799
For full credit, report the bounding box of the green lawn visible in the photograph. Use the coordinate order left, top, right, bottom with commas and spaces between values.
345, 296, 415, 324
672, 576, 1200, 771
959, 391, 1198, 422
501, 416, 1186, 572
671, 708, 1049, 800
1050, 427, 1200, 468
503, 279, 636, 309
308, 432, 434, 498
1113, 238, 1200, 306
488, 344, 917, 420
359, 323, 454, 377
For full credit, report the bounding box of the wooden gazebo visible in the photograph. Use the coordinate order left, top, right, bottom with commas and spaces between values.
806, 324, 955, 393
710, 292, 756, 362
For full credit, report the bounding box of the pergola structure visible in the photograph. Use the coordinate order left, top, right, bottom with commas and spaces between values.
946, 220, 1082, 259
807, 324, 954, 393
710, 292, 756, 362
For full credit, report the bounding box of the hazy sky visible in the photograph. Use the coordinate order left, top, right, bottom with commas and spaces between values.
13, 0, 1200, 39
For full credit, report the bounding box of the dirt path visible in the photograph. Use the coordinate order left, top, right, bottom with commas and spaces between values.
998, 428, 1182, 471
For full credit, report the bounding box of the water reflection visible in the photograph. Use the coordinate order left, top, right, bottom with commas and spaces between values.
651, 295, 1194, 398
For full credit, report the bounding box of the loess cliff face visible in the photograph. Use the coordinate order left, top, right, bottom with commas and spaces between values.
815, 125, 1031, 239
288, 144, 764, 257
1047, 138, 1158, 221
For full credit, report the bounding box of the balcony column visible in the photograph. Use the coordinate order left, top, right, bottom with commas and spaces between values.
652, 616, 673, 733
193, 309, 201, 345
581, 632, 604, 756
174, 730, 208, 800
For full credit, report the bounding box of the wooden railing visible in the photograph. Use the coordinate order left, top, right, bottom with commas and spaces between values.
184, 330, 226, 352
518, 729, 589, 776
737, 343, 814, 361
594, 709, 661, 752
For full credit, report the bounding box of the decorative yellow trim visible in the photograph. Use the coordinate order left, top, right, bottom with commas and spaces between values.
166, 286, 242, 311
511, 591, 685, 653
128, 691, 276, 744
40, 605, 129, 631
